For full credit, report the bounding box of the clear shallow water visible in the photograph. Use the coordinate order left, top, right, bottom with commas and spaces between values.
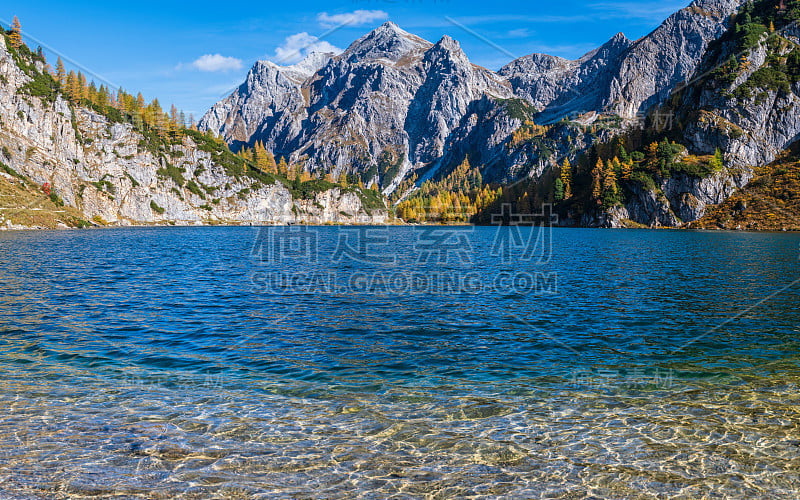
0, 227, 799, 498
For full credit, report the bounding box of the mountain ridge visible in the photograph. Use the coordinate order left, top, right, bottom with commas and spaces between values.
5, 0, 800, 230
200, 0, 747, 204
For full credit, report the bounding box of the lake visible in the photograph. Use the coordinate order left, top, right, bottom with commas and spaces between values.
0, 226, 799, 498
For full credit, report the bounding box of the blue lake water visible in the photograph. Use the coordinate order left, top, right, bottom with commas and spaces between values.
0, 226, 799, 498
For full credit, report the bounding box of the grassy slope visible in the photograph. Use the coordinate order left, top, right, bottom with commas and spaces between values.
692, 148, 800, 231
0, 170, 88, 229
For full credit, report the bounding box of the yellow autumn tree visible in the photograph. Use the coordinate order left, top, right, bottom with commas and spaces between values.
55, 57, 65, 86
66, 71, 79, 100
8, 16, 21, 50
591, 159, 604, 202
277, 157, 289, 177
621, 159, 633, 181
560, 158, 573, 199
603, 159, 618, 196
254, 141, 277, 173
645, 142, 659, 172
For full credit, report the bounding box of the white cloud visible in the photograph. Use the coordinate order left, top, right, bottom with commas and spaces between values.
190, 54, 243, 72
317, 9, 389, 28
273, 33, 343, 64
505, 28, 532, 39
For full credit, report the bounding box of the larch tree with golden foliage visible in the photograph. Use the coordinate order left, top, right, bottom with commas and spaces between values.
8, 16, 21, 50
560, 158, 573, 199
55, 57, 66, 86
254, 141, 277, 173
603, 160, 618, 194
620, 158, 633, 181
277, 157, 289, 177
591, 159, 604, 203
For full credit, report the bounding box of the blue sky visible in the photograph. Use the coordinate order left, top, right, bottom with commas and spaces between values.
2, 0, 690, 120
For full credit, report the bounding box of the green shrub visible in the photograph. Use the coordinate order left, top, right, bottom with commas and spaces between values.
496, 97, 536, 121
124, 172, 139, 188
186, 179, 205, 198
49, 192, 64, 206
156, 165, 186, 186
0, 161, 22, 179
92, 179, 116, 195
19, 71, 60, 103
150, 200, 165, 215
629, 171, 657, 192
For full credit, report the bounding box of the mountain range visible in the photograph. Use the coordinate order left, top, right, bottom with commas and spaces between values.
200, 0, 746, 195
2, 0, 799, 229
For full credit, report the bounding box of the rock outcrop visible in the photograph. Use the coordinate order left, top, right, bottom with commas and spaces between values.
0, 36, 386, 227
682, 23, 800, 169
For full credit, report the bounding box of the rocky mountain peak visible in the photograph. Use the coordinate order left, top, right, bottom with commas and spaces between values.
262, 51, 335, 84
424, 34, 471, 67
342, 21, 432, 63
599, 32, 631, 52
434, 35, 459, 50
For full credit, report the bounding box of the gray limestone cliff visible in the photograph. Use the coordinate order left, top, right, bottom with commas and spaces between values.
0, 36, 386, 227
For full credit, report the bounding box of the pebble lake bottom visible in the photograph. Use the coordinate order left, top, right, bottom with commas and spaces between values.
0, 226, 799, 498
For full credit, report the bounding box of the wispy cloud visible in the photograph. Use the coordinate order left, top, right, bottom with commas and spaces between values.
317, 9, 389, 28
185, 54, 243, 72
273, 33, 343, 64
504, 28, 533, 39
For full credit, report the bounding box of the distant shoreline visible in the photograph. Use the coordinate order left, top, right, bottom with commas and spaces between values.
2, 221, 798, 233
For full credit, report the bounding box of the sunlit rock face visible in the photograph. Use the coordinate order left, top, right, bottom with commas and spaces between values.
0, 36, 386, 226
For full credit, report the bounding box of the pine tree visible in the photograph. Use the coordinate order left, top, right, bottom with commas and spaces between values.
264, 150, 276, 173
87, 81, 98, 104
709, 148, 724, 172
116, 89, 126, 110
97, 85, 110, 107
602, 160, 618, 195
611, 157, 622, 177
554, 178, 565, 201
645, 142, 659, 172
8, 16, 21, 50
55, 57, 66, 86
